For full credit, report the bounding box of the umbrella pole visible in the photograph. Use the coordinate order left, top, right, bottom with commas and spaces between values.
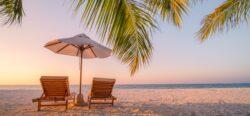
79, 50, 82, 95
76, 50, 84, 105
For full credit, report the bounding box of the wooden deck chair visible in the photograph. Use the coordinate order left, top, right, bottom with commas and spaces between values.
88, 78, 116, 108
32, 76, 75, 111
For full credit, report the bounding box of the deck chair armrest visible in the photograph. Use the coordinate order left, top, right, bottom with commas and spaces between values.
32, 98, 41, 103
32, 93, 45, 103
111, 96, 117, 100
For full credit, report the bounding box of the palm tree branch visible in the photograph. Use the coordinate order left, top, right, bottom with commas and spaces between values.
72, 0, 156, 75
146, 0, 189, 27
197, 0, 250, 41
0, 0, 24, 25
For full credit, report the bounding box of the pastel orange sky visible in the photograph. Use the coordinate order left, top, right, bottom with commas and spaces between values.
0, 0, 250, 85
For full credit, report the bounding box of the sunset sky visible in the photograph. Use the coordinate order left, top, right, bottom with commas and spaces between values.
0, 0, 250, 85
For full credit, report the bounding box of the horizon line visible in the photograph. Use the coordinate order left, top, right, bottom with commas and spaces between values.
1, 82, 250, 86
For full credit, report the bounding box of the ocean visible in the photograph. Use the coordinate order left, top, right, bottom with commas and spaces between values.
0, 83, 249, 90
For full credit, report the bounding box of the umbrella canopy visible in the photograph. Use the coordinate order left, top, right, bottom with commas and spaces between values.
44, 33, 112, 105
44, 33, 111, 58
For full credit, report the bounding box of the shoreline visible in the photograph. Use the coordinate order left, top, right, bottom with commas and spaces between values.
0, 83, 249, 90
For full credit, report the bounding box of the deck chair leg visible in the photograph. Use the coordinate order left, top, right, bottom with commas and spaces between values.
73, 96, 75, 103
65, 100, 68, 110
111, 99, 114, 106
88, 99, 91, 109
38, 100, 41, 111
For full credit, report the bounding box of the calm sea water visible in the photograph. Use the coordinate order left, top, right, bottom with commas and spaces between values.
0, 83, 249, 90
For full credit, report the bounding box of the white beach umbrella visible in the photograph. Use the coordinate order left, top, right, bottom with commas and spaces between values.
44, 33, 112, 105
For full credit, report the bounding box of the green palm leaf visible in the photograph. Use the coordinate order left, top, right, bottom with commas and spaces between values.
197, 0, 250, 41
0, 0, 24, 25
72, 0, 156, 75
147, 0, 189, 27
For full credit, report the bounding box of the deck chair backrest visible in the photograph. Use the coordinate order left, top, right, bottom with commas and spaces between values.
40, 76, 70, 97
91, 78, 116, 98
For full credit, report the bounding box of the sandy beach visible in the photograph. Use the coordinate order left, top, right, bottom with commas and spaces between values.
0, 88, 249, 115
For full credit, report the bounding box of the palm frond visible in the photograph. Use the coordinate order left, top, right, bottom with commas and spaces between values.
0, 0, 24, 25
146, 0, 189, 27
72, 0, 156, 75
197, 0, 250, 41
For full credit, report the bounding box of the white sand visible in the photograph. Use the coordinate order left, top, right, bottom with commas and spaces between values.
0, 88, 250, 115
